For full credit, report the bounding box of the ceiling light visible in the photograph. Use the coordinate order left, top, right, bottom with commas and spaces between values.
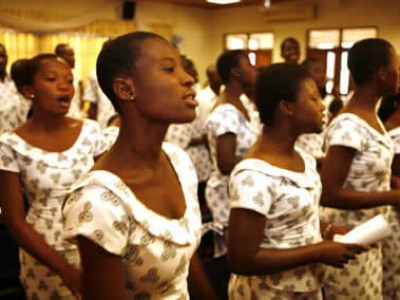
206, 0, 241, 5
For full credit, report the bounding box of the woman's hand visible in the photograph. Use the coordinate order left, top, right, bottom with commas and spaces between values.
318, 240, 367, 268
324, 224, 351, 241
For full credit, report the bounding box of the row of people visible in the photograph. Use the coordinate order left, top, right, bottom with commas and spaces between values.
0, 32, 399, 300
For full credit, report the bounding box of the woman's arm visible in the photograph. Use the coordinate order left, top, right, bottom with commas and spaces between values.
391, 153, 400, 178
320, 146, 400, 209
77, 236, 125, 300
0, 170, 80, 294
188, 251, 218, 300
228, 208, 365, 275
216, 133, 241, 175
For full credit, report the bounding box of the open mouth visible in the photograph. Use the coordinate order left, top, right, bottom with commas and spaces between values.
183, 93, 198, 107
58, 95, 70, 103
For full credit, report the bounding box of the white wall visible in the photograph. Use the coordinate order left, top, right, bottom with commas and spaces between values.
2, 0, 400, 84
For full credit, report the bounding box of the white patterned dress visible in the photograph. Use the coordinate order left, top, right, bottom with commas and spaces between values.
204, 103, 258, 256
383, 127, 400, 300
63, 143, 202, 299
228, 149, 324, 300
0, 93, 31, 134
0, 119, 108, 300
322, 113, 394, 300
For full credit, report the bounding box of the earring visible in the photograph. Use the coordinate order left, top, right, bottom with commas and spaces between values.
30, 94, 35, 99
129, 90, 135, 101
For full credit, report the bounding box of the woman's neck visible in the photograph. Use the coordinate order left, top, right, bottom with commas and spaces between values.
29, 112, 69, 132
221, 81, 243, 103
252, 126, 298, 157
346, 85, 382, 113
110, 117, 168, 168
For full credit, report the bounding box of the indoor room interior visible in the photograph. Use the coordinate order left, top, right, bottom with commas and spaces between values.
1, 0, 400, 299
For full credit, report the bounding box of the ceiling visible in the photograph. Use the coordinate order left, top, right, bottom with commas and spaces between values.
137, 0, 294, 9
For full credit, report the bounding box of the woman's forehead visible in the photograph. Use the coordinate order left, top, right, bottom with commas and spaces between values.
138, 38, 178, 61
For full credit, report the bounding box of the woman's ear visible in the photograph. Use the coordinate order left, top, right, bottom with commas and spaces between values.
230, 67, 241, 79
22, 85, 34, 101
378, 67, 388, 82
279, 99, 295, 117
113, 76, 136, 101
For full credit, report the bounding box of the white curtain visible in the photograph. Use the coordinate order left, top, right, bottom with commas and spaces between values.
0, 2, 118, 33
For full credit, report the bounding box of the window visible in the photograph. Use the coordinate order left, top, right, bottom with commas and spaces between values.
225, 32, 274, 68
307, 27, 378, 95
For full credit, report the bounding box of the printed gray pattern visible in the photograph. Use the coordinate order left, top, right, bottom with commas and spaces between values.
0, 94, 31, 134
322, 113, 394, 300
382, 127, 400, 300
228, 150, 324, 298
63, 143, 202, 299
204, 102, 258, 257
296, 133, 325, 159
166, 122, 212, 182
0, 75, 18, 110
0, 119, 108, 299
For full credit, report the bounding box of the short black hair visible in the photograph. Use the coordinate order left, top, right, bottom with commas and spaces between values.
280, 37, 300, 54
96, 31, 166, 113
10, 58, 30, 93
348, 38, 394, 85
301, 57, 322, 70
26, 54, 59, 85
328, 97, 344, 116
255, 63, 311, 126
216, 49, 246, 83
55, 43, 69, 55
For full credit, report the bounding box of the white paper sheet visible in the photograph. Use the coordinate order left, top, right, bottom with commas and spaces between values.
333, 214, 392, 245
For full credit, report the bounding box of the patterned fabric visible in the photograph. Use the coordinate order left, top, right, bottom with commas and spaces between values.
63, 143, 202, 299
204, 103, 258, 257
0, 94, 31, 134
205, 103, 258, 226
83, 70, 116, 128
295, 133, 325, 159
102, 125, 119, 150
228, 150, 324, 297
166, 122, 212, 183
382, 127, 400, 300
322, 113, 394, 300
0, 75, 18, 109
0, 119, 108, 299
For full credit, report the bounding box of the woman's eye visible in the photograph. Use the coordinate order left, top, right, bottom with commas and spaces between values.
45, 77, 56, 82
164, 67, 174, 73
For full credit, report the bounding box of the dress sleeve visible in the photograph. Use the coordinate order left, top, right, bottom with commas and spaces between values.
63, 186, 130, 256
229, 169, 273, 216
0, 142, 19, 173
325, 117, 365, 151
88, 120, 109, 157
209, 106, 241, 137
390, 132, 400, 154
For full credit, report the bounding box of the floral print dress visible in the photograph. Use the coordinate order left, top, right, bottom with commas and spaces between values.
228, 149, 324, 300
63, 143, 202, 299
382, 127, 400, 300
0, 119, 108, 300
322, 113, 394, 300
204, 103, 258, 256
